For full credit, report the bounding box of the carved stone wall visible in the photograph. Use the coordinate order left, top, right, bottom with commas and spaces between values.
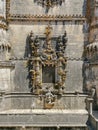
0, 0, 91, 129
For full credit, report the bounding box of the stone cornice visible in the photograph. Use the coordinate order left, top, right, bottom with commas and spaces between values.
7, 14, 86, 22
0, 112, 88, 127
90, 62, 98, 65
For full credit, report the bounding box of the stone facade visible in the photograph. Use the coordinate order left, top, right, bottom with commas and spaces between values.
0, 0, 97, 130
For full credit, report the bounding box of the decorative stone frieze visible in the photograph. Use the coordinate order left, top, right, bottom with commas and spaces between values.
7, 14, 86, 22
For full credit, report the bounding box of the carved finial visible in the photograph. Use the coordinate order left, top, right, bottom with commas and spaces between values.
44, 24, 53, 36
44, 25, 53, 49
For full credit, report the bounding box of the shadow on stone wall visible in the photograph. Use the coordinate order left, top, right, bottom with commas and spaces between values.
24, 35, 32, 58
82, 29, 89, 93
24, 34, 36, 92
82, 0, 87, 16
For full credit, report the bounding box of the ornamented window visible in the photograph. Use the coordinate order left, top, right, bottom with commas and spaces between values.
28, 25, 67, 108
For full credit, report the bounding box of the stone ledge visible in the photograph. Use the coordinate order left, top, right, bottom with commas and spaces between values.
0, 61, 15, 68
0, 109, 88, 114
0, 111, 88, 127
0, 93, 88, 98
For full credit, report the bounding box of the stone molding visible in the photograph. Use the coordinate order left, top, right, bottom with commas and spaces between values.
0, 112, 88, 127
0, 61, 15, 68
8, 14, 86, 22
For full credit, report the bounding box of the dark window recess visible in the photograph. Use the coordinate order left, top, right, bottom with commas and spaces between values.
60, 128, 72, 130
0, 128, 16, 130
41, 128, 57, 130
42, 66, 55, 83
